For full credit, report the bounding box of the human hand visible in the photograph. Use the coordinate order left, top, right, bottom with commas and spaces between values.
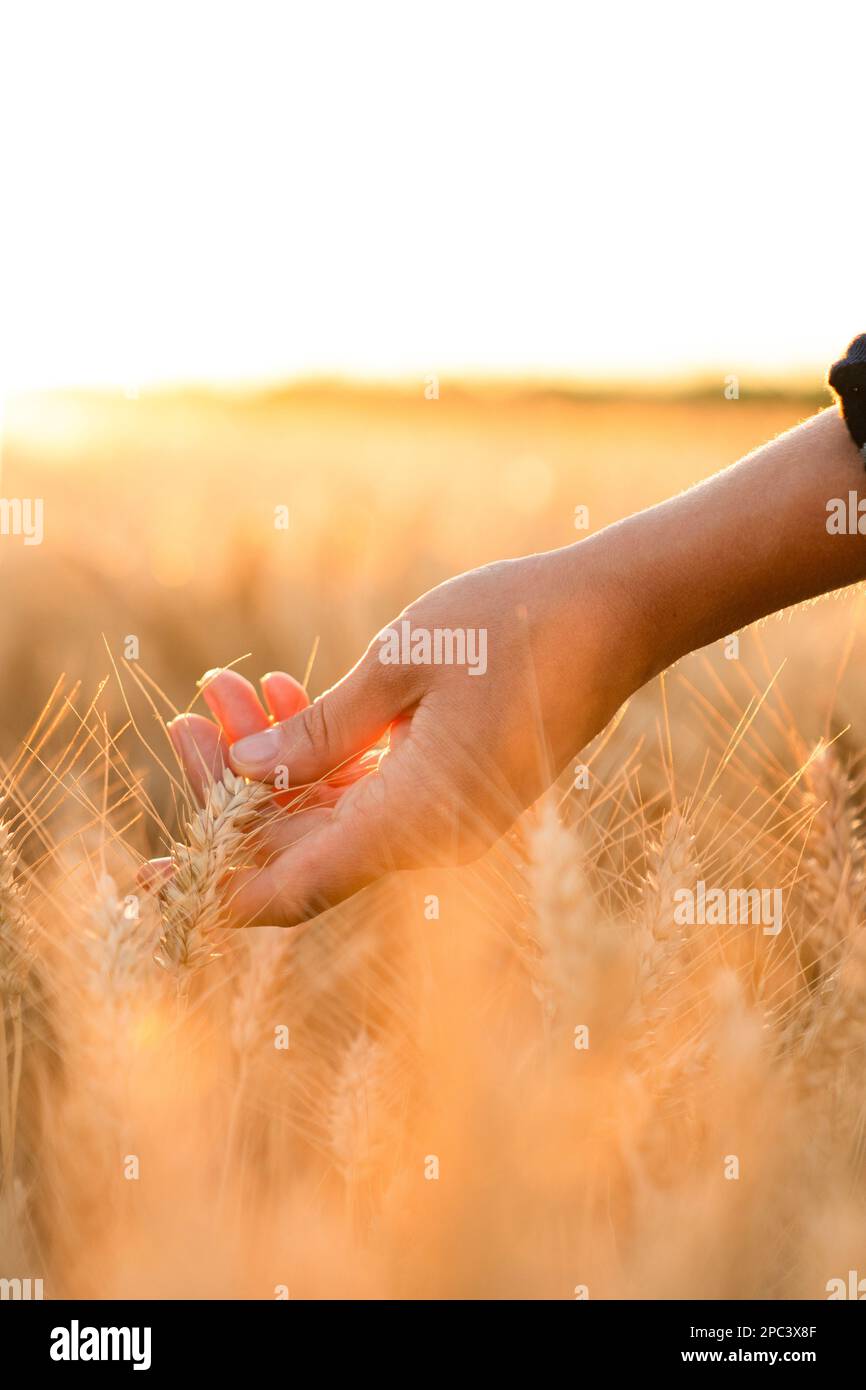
158, 542, 649, 928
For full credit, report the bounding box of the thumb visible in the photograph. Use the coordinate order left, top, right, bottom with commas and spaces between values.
229, 646, 410, 785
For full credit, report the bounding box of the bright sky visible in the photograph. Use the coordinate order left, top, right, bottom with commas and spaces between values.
1, 0, 863, 390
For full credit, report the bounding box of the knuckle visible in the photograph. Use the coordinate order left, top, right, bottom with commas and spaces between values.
295, 699, 334, 767
362, 628, 424, 701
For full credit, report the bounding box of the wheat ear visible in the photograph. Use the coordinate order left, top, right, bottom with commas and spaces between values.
329, 1030, 390, 1189
156, 770, 271, 1003
800, 749, 866, 985
527, 801, 595, 1028
799, 926, 866, 1106
88, 872, 151, 1003
0, 820, 35, 1194
80, 873, 154, 1133
635, 810, 698, 1036
230, 928, 297, 1062
627, 814, 706, 1185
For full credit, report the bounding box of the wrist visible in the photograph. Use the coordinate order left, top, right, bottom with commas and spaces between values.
556, 500, 719, 698
543, 529, 663, 713
586, 513, 686, 685
581, 407, 866, 693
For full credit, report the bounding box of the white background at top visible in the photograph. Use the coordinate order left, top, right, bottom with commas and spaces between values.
0, 0, 862, 389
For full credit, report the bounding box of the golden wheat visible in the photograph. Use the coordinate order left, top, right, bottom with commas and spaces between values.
800, 748, 866, 983
329, 1029, 390, 1188
155, 770, 271, 999
0, 819, 35, 1197
2, 640, 866, 1297
634, 810, 699, 1044
527, 800, 595, 1028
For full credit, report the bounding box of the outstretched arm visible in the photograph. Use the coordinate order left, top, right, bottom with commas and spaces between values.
164, 405, 866, 929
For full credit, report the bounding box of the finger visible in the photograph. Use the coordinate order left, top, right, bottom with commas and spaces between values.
260, 671, 310, 721
230, 648, 412, 785
223, 793, 394, 928
277, 753, 382, 818
138, 856, 174, 890
237, 801, 335, 859
268, 751, 382, 812
168, 714, 229, 803
199, 668, 270, 742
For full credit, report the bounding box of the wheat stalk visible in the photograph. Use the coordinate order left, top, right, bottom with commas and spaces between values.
155, 770, 271, 1001
220, 927, 298, 1199
0, 821, 35, 1003
799, 926, 866, 1106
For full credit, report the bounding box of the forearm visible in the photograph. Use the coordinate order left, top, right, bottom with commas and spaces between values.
587, 406, 866, 685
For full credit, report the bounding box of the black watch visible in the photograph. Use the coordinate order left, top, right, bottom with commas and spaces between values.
829, 334, 866, 459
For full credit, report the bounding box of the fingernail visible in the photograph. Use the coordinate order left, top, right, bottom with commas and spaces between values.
139, 857, 173, 890
167, 714, 192, 744
231, 727, 281, 770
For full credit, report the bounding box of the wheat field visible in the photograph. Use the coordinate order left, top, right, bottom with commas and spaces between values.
2, 383, 865, 1300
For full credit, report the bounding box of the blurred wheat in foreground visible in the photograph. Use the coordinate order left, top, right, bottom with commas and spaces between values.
2, 653, 866, 1301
